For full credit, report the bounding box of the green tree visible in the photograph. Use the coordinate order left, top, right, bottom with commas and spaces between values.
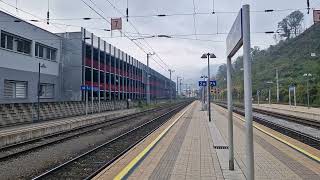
277, 10, 304, 39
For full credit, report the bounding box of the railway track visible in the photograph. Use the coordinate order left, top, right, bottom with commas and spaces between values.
0, 101, 186, 161
216, 103, 320, 150
32, 101, 191, 179
241, 104, 319, 129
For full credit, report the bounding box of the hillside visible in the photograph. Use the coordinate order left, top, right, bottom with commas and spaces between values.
216, 23, 320, 105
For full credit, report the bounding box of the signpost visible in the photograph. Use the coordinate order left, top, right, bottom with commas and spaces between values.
289, 85, 296, 107
198, 80, 216, 87
226, 5, 253, 179
81, 85, 100, 115
313, 10, 320, 23
198, 81, 207, 87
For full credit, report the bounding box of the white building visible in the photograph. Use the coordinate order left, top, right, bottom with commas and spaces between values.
0, 10, 62, 103
0, 10, 175, 104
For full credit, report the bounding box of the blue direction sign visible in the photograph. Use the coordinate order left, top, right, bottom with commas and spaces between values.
210, 80, 217, 87
81, 85, 99, 91
198, 81, 207, 86
199, 80, 217, 87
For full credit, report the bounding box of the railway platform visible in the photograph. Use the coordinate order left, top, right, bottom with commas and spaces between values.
0, 108, 139, 147
94, 101, 320, 180
253, 103, 320, 121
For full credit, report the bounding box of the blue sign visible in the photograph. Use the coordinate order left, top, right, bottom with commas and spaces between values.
81, 85, 99, 91
289, 85, 295, 91
81, 85, 87, 91
198, 81, 207, 86
199, 80, 217, 87
210, 80, 217, 87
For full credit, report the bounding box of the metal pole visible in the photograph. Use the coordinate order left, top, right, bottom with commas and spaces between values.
207, 54, 211, 122
307, 77, 310, 108
91, 33, 94, 114
146, 54, 150, 104
98, 37, 101, 112
104, 41, 107, 102
176, 76, 179, 97
203, 77, 206, 104
179, 79, 182, 96
169, 69, 172, 102
85, 90, 88, 115
37, 62, 40, 122
294, 86, 297, 107
268, 88, 271, 105
227, 57, 234, 170
276, 69, 279, 103
242, 4, 254, 180
257, 90, 260, 106
289, 87, 291, 106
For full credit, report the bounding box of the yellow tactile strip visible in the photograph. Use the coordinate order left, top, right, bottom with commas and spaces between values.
215, 104, 320, 179
92, 102, 195, 180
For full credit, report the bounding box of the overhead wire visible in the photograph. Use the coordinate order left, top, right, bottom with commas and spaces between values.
81, 0, 168, 72
0, 0, 65, 31
103, 0, 172, 71
192, 0, 198, 39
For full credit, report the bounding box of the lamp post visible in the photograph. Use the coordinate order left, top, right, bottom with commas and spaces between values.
168, 69, 174, 102
146, 52, 155, 105
37, 63, 47, 122
201, 53, 216, 122
303, 73, 312, 108
200, 75, 208, 110
179, 78, 183, 96
176, 76, 181, 97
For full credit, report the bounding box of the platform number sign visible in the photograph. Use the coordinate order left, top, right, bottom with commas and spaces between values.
210, 80, 217, 87
111, 18, 122, 30
198, 81, 207, 86
314, 10, 320, 23
81, 85, 99, 91
198, 80, 217, 87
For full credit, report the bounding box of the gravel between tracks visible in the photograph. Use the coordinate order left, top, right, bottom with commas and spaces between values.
0, 107, 172, 179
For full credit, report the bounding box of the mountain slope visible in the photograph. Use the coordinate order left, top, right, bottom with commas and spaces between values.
216, 23, 320, 105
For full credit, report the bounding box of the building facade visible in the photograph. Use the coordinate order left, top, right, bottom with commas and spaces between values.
61, 29, 175, 101
0, 10, 175, 104
0, 10, 62, 104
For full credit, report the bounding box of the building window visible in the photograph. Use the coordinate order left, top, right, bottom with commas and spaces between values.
35, 42, 57, 61
39, 83, 54, 98
4, 80, 28, 99
1, 31, 31, 54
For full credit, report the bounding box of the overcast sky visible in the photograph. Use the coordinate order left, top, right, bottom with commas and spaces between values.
0, 0, 318, 88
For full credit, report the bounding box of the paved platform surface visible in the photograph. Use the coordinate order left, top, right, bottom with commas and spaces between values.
253, 103, 320, 121
0, 108, 138, 147
94, 101, 320, 179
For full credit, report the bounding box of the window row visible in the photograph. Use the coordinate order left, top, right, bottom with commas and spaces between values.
3, 80, 54, 99
0, 31, 57, 61
35, 43, 57, 61
1, 31, 31, 54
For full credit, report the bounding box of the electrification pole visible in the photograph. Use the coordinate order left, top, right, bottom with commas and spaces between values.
168, 69, 174, 102
276, 69, 279, 103
146, 52, 154, 104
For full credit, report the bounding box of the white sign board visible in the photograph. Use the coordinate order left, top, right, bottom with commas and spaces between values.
226, 9, 243, 58
313, 10, 320, 23
111, 18, 122, 30
289, 86, 295, 91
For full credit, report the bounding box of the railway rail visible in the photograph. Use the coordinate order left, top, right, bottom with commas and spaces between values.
0, 101, 186, 161
216, 103, 320, 150
32, 101, 191, 179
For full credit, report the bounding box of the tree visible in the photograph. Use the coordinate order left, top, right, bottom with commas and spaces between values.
278, 18, 291, 39
287, 10, 304, 37
277, 10, 304, 39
